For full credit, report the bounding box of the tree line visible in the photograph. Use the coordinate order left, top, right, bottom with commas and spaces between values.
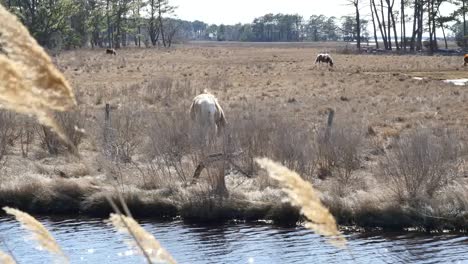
1, 0, 178, 49
1, 0, 467, 51
0, 0, 366, 49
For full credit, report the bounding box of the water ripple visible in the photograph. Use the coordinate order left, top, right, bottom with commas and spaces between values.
0, 217, 466, 264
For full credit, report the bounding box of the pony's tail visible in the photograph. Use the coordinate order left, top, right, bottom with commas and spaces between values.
189, 100, 196, 121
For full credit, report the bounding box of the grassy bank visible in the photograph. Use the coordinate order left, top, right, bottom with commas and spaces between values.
0, 45, 467, 232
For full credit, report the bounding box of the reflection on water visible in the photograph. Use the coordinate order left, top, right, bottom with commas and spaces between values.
0, 216, 466, 264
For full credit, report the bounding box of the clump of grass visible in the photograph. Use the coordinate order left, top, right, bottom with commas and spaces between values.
109, 213, 177, 264
255, 158, 346, 248
0, 250, 16, 264
3, 207, 68, 263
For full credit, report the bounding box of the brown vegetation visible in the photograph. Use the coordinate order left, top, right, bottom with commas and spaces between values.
0, 43, 467, 231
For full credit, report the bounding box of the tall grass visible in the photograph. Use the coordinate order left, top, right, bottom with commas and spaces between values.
109, 213, 177, 264
3, 207, 69, 263
255, 158, 346, 248
0, 5, 77, 152
0, 250, 16, 264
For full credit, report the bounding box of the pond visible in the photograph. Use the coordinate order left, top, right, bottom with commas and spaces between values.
0, 217, 466, 263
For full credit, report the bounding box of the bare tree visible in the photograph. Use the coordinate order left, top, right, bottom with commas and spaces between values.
347, 0, 361, 51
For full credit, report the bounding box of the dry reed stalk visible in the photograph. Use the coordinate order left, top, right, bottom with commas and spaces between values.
0, 250, 16, 264
109, 213, 177, 264
255, 158, 346, 248
0, 6, 77, 151
3, 207, 69, 263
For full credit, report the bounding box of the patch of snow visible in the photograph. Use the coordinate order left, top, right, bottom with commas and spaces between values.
443, 79, 468, 86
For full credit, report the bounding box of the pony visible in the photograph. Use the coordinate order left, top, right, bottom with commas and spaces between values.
106, 48, 117, 55
189, 91, 227, 142
464, 54, 468, 66
315, 53, 334, 67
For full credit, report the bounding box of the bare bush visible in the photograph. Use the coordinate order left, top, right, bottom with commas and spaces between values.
145, 111, 194, 183
227, 110, 317, 179
315, 118, 363, 185
0, 110, 16, 160
101, 105, 145, 163
380, 129, 464, 203
39, 111, 85, 155
18, 116, 36, 158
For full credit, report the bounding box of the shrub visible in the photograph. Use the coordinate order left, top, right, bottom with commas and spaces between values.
0, 110, 17, 160
315, 118, 363, 185
380, 129, 464, 203
101, 105, 145, 162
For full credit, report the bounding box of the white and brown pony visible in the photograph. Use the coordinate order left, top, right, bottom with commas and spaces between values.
189, 91, 227, 143
315, 53, 334, 67
464, 54, 468, 66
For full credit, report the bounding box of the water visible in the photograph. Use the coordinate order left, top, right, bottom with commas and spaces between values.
0, 217, 467, 264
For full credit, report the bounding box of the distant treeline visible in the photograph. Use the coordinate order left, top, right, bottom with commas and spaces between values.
192, 14, 367, 42
0, 0, 369, 50
1, 0, 467, 51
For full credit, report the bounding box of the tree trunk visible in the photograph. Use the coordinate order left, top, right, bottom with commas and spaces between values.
428, 0, 433, 52
464, 0, 467, 49
370, 0, 380, 49
410, 0, 418, 51
372, 0, 388, 49
401, 0, 406, 50
106, 0, 112, 48
386, 0, 392, 50
389, 1, 399, 50
417, 0, 423, 51
438, 10, 448, 49
380, 0, 389, 49
355, 1, 361, 51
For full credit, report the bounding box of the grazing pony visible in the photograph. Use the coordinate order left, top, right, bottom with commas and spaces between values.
464, 54, 468, 66
106, 48, 117, 55
315, 53, 334, 67
189, 91, 227, 142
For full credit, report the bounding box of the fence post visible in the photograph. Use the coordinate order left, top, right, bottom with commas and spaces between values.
325, 108, 335, 142
103, 103, 112, 158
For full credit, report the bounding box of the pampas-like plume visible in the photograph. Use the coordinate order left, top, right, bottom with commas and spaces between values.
0, 250, 16, 264
3, 207, 69, 263
255, 158, 346, 248
0, 5, 77, 152
109, 213, 177, 264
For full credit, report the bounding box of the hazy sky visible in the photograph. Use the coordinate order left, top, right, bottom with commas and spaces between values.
171, 0, 354, 25
171, 0, 457, 26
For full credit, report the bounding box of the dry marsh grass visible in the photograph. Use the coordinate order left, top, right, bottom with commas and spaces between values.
109, 213, 177, 264
0, 5, 77, 152
0, 250, 16, 264
0, 28, 467, 231
3, 207, 68, 263
256, 158, 346, 248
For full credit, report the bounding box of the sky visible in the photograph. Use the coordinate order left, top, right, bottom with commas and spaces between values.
171, 0, 458, 26
171, 0, 355, 25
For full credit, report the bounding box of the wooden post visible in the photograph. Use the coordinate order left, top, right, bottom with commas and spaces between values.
325, 108, 335, 142
103, 103, 112, 158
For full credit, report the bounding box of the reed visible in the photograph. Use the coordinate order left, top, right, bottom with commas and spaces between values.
0, 5, 77, 153
3, 207, 69, 263
255, 158, 346, 248
0, 250, 16, 264
109, 213, 177, 264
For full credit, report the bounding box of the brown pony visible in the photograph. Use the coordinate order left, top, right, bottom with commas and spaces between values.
315, 53, 334, 67
106, 48, 117, 55
464, 54, 468, 66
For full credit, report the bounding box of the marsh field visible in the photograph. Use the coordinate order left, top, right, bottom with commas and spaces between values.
0, 42, 467, 231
